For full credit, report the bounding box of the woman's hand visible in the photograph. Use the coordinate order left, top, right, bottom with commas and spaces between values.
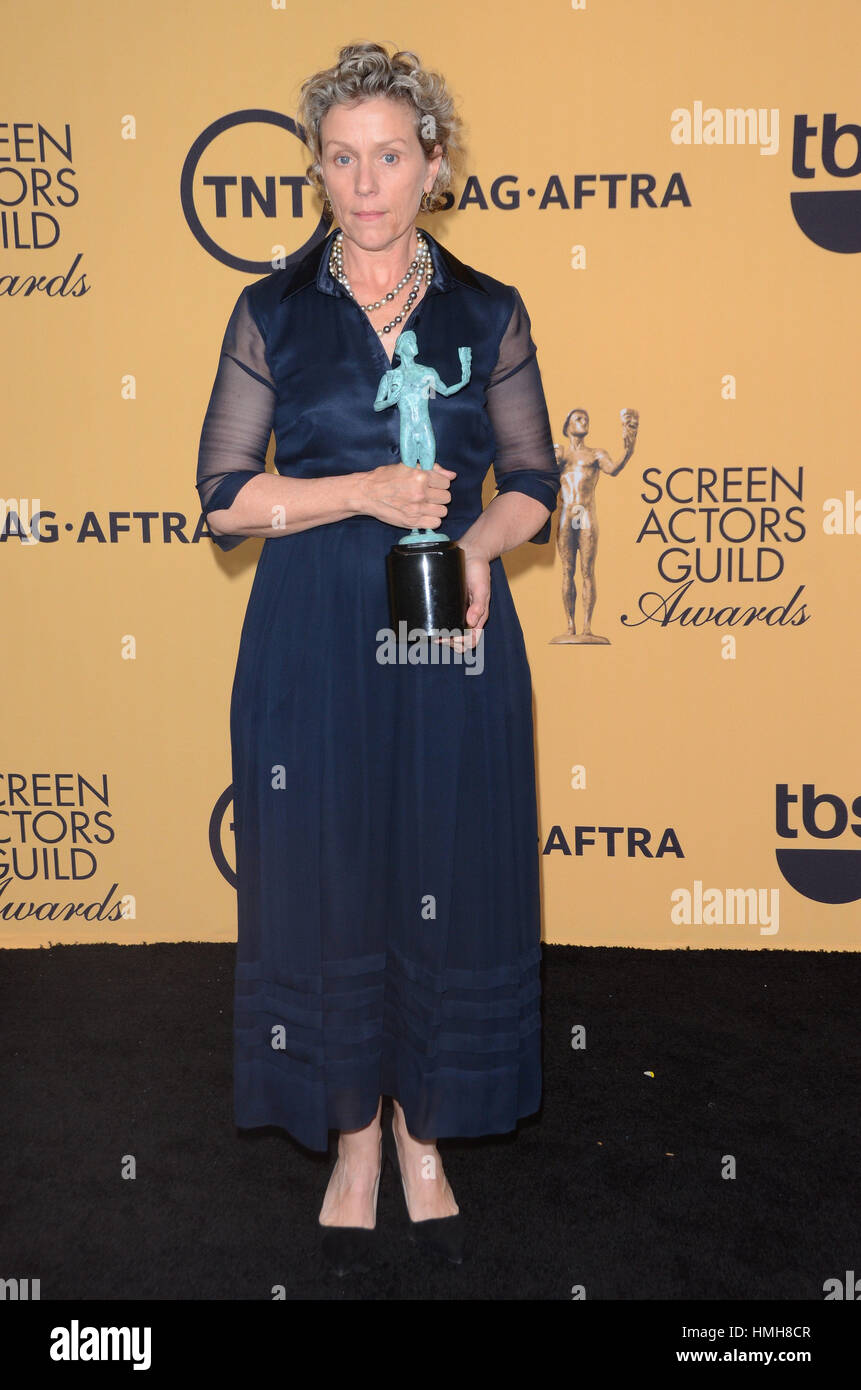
440, 548, 490, 651
356, 461, 456, 531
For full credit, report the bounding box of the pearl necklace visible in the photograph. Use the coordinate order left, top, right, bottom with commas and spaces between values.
329, 229, 434, 336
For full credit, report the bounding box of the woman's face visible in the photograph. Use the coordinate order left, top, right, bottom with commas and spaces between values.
319, 95, 442, 252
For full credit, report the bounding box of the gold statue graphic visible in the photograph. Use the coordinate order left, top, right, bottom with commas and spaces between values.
550, 407, 639, 645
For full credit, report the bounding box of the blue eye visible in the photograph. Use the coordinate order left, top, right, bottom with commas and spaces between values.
382, 153, 398, 164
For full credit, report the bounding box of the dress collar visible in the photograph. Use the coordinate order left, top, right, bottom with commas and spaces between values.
277, 225, 488, 301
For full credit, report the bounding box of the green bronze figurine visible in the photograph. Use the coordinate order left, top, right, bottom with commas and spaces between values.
374, 330, 472, 544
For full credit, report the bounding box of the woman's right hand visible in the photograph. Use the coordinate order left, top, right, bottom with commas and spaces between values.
356, 461, 457, 530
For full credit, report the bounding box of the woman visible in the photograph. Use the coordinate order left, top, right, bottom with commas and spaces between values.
196, 41, 560, 1275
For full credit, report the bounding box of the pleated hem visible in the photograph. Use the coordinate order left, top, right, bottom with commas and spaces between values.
233, 942, 543, 1151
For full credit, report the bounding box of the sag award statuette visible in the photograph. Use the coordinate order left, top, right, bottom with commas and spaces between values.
374, 330, 472, 634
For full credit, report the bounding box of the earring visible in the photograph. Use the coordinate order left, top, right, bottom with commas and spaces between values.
419, 190, 431, 212
323, 187, 332, 218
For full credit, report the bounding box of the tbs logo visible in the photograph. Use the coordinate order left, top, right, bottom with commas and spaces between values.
775, 784, 861, 904
791, 113, 861, 253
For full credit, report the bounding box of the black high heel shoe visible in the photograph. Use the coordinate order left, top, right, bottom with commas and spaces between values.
319, 1133, 386, 1277
382, 1113, 464, 1265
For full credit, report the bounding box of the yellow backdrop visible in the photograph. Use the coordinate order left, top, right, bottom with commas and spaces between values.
3, 0, 859, 949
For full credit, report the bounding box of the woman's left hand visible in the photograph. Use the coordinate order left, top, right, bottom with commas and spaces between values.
439, 549, 490, 651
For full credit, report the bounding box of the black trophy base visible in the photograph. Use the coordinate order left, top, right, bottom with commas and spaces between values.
386, 538, 467, 633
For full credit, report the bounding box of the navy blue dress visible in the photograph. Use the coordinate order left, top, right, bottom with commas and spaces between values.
196, 226, 560, 1152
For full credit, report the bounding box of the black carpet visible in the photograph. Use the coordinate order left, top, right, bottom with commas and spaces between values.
1, 943, 858, 1304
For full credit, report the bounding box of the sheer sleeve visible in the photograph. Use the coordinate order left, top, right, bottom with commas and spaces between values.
195, 287, 276, 552
485, 287, 560, 544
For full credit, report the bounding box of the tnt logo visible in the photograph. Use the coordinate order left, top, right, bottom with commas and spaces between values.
208, 786, 236, 888
775, 783, 861, 903
791, 113, 861, 253
180, 109, 328, 273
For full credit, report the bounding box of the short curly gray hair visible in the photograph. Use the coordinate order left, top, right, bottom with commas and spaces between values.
296, 40, 463, 213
